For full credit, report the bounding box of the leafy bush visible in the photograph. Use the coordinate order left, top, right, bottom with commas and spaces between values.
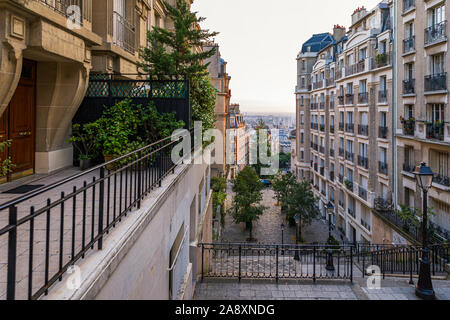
0, 140, 15, 177
67, 123, 99, 160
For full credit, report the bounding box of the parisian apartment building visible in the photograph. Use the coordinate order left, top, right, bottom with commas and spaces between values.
295, 0, 450, 246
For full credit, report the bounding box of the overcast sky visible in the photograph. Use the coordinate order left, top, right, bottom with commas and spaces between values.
192, 0, 382, 114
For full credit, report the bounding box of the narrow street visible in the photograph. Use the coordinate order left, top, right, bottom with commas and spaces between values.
221, 182, 341, 244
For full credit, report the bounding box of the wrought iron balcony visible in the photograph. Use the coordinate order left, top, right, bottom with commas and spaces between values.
345, 64, 358, 77
357, 60, 366, 73
338, 174, 344, 184
359, 186, 368, 201
113, 11, 136, 54
38, 0, 84, 24
358, 155, 369, 169
345, 151, 354, 163
402, 163, 416, 173
345, 94, 354, 105
424, 73, 447, 92
378, 90, 388, 103
378, 126, 388, 139
425, 21, 447, 45
403, 79, 415, 94
348, 207, 356, 218
345, 180, 354, 192
403, 36, 415, 54
330, 125, 335, 134
339, 148, 345, 157
339, 122, 344, 131
358, 124, 369, 136
433, 173, 450, 187
403, 0, 414, 12
345, 123, 354, 133
426, 122, 445, 141
338, 96, 345, 105
379, 161, 388, 175
358, 92, 368, 104
371, 53, 392, 69
402, 119, 415, 136
330, 149, 335, 157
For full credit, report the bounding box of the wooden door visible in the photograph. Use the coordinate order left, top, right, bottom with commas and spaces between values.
0, 59, 36, 180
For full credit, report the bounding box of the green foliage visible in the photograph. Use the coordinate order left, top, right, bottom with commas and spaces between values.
272, 172, 296, 205
211, 176, 227, 193
229, 166, 266, 240
138, 0, 218, 131
285, 180, 320, 225
0, 140, 15, 177
278, 152, 291, 168
327, 235, 340, 246
211, 176, 227, 219
67, 122, 99, 160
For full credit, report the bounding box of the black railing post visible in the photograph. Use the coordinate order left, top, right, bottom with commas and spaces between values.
238, 245, 242, 282
201, 244, 204, 281
313, 247, 316, 283
137, 151, 142, 209
409, 247, 414, 285
350, 246, 353, 283
98, 167, 105, 250
362, 249, 365, 278
6, 206, 17, 300
275, 245, 279, 283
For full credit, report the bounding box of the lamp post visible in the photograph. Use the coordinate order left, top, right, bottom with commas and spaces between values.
326, 201, 335, 271
281, 223, 285, 255
414, 162, 435, 300
294, 214, 300, 261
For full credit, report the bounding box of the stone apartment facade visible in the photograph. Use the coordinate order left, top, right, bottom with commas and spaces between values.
228, 103, 247, 178
0, 0, 190, 183
204, 42, 232, 178
395, 0, 450, 242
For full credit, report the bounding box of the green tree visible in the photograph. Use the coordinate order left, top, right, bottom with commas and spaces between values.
229, 166, 266, 241
285, 180, 320, 239
278, 152, 291, 169
139, 0, 218, 130
272, 172, 296, 210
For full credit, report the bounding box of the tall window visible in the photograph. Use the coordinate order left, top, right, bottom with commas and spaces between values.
427, 103, 445, 122
430, 54, 444, 75
428, 5, 445, 27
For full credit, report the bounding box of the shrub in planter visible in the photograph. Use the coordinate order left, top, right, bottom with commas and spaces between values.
67, 123, 99, 170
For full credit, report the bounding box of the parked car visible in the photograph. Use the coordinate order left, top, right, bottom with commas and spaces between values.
260, 179, 272, 187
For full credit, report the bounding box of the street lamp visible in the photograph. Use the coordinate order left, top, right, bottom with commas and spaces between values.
414, 162, 435, 300
281, 223, 285, 255
326, 201, 335, 271
294, 214, 300, 261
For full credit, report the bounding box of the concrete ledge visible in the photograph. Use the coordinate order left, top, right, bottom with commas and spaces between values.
43, 163, 192, 300
35, 147, 73, 174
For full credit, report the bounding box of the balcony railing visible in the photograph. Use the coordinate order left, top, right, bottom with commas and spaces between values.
348, 207, 356, 218
320, 124, 325, 132
378, 126, 388, 139
403, 36, 415, 54
371, 53, 392, 69
358, 155, 369, 169
113, 11, 136, 54
424, 73, 447, 92
357, 60, 366, 73
339, 148, 345, 157
338, 96, 345, 105
320, 102, 325, 109
378, 90, 388, 103
433, 173, 450, 187
358, 124, 369, 136
359, 186, 368, 201
345, 94, 354, 105
403, 79, 415, 94
425, 21, 447, 45
345, 64, 358, 77
339, 122, 344, 131
426, 123, 445, 141
330, 149, 335, 157
330, 125, 335, 134
402, 120, 415, 136
38, 0, 84, 24
379, 161, 388, 175
345, 123, 354, 133
361, 218, 371, 231
358, 92, 368, 104
403, 0, 414, 13
345, 180, 354, 192
403, 163, 416, 173
320, 167, 325, 176
345, 151, 354, 163
338, 174, 344, 184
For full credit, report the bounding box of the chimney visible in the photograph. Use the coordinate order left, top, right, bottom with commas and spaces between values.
333, 25, 346, 42
351, 6, 367, 25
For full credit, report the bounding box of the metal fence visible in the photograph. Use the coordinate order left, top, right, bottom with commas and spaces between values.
0, 130, 194, 300
200, 243, 354, 283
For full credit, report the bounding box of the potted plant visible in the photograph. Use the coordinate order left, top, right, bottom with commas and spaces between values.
67, 123, 99, 170
0, 140, 15, 179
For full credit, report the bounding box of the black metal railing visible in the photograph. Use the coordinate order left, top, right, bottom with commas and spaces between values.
402, 120, 415, 136
358, 155, 369, 169
358, 186, 368, 201
426, 123, 445, 141
433, 173, 450, 187
378, 90, 388, 103
330, 149, 335, 157
403, 36, 415, 53
345, 123, 354, 133
425, 21, 447, 45
379, 161, 388, 175
345, 180, 354, 192
200, 243, 355, 282
38, 0, 83, 24
403, 0, 414, 13
330, 125, 335, 134
338, 174, 344, 184
358, 92, 368, 104
339, 122, 345, 131
424, 73, 447, 92
402, 163, 416, 173
112, 11, 136, 54
339, 148, 345, 157
403, 79, 415, 94
358, 125, 369, 136
378, 126, 388, 139
0, 130, 194, 300
338, 96, 345, 105
371, 52, 392, 69
345, 151, 354, 163
345, 94, 354, 105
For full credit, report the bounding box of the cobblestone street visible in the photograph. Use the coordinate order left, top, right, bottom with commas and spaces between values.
221, 184, 341, 244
